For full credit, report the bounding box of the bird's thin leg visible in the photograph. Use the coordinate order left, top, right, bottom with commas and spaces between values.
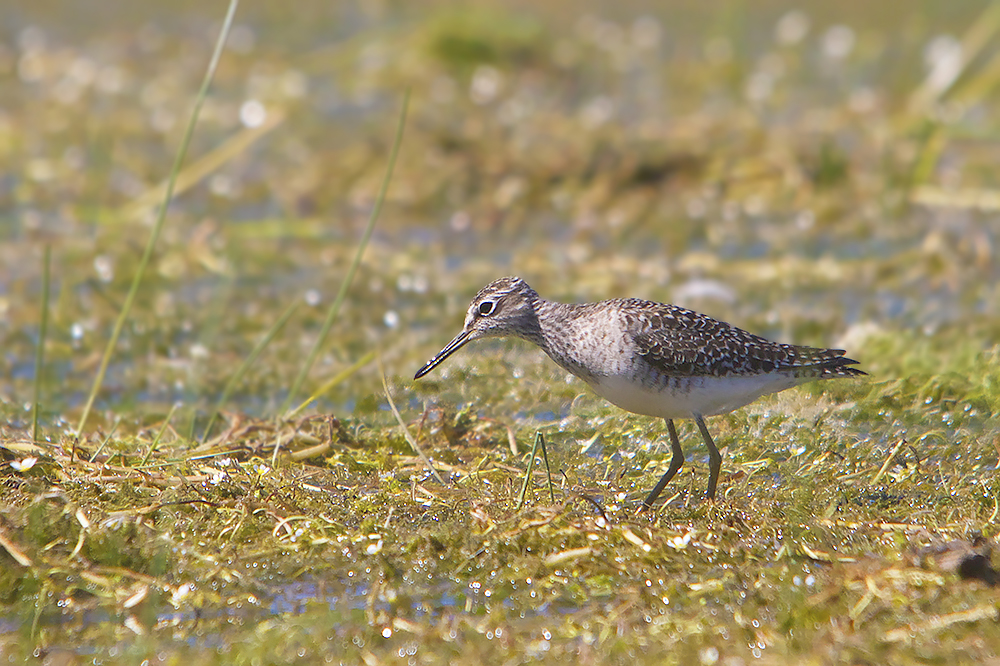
694, 414, 722, 500
640, 419, 685, 510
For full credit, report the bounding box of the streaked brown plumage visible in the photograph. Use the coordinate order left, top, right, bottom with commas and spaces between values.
415, 277, 865, 508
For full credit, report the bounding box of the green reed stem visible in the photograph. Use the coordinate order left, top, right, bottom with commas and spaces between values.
515, 432, 546, 511
140, 402, 179, 467
74, 0, 241, 438
202, 301, 299, 444
279, 89, 410, 417
31, 246, 51, 444
88, 417, 121, 463
380, 354, 446, 486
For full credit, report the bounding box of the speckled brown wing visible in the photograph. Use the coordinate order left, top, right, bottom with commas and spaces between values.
621, 299, 866, 379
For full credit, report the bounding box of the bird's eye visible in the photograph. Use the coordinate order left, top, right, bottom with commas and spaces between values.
478, 300, 496, 316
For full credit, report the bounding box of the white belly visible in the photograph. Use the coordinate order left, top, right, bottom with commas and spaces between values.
587, 372, 804, 419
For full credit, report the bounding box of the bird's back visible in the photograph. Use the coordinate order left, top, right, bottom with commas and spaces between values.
615, 298, 864, 380
534, 297, 864, 419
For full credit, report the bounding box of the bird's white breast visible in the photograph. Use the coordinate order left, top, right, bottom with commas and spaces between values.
586, 371, 805, 419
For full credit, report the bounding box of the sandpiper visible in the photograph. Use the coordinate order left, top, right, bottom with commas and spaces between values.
414, 277, 865, 508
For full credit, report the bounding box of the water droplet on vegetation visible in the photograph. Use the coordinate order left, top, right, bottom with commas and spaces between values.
580, 96, 614, 128
240, 99, 267, 128
449, 211, 471, 232
210, 174, 239, 198
699, 647, 719, 664
470, 66, 502, 105
923, 35, 962, 94
775, 11, 810, 45
822, 25, 855, 60
94, 255, 114, 283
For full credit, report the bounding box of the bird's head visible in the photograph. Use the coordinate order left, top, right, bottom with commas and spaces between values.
414, 276, 540, 379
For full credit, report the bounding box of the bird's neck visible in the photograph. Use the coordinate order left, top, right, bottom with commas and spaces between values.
529, 299, 594, 378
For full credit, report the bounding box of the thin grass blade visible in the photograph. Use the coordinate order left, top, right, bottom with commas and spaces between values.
379, 354, 445, 486
75, 0, 242, 438
121, 111, 284, 223
201, 300, 299, 443
280, 89, 410, 416
515, 432, 541, 511
537, 431, 555, 503
140, 402, 179, 467
286, 350, 376, 420
31, 246, 51, 445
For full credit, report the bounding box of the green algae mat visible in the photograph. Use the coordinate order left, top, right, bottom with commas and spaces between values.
1, 1, 999, 664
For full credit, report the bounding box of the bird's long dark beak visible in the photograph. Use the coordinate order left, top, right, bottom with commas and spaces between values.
414, 329, 472, 379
